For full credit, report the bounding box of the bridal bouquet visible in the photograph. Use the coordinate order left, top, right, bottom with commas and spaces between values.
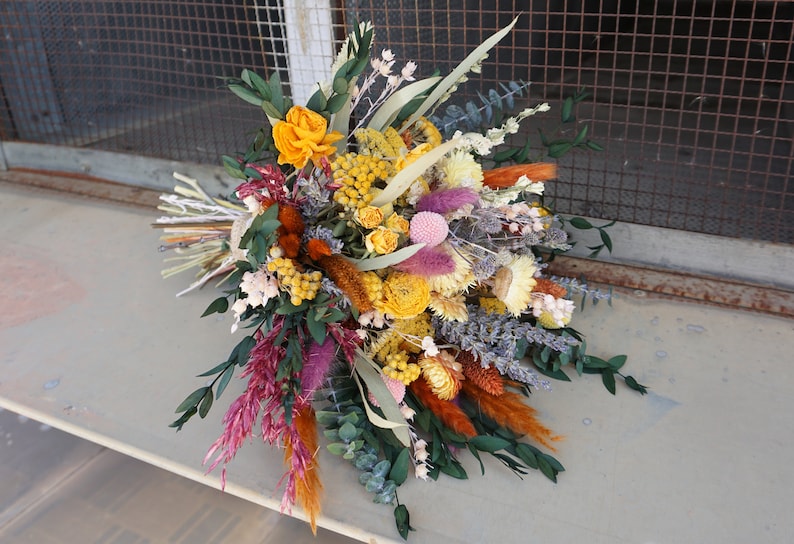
156, 17, 645, 539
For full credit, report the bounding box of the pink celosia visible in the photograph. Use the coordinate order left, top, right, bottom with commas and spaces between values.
204, 319, 289, 485
416, 187, 479, 214
394, 246, 455, 276
410, 211, 449, 246
235, 163, 288, 203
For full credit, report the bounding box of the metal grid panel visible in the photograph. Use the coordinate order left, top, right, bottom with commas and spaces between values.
1, 1, 792, 243
0, 1, 286, 163
340, 1, 793, 243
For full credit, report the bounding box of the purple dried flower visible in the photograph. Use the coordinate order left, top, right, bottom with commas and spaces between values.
416, 187, 479, 214
394, 246, 455, 276
301, 339, 336, 396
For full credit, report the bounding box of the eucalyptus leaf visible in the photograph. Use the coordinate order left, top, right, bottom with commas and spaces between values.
216, 364, 235, 399
469, 435, 510, 453
175, 387, 208, 413
198, 389, 214, 418
367, 77, 442, 132
228, 84, 263, 106
602, 369, 617, 394
402, 16, 519, 130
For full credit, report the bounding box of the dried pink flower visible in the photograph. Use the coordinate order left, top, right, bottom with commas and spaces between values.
410, 211, 449, 246
416, 187, 479, 214
393, 246, 455, 276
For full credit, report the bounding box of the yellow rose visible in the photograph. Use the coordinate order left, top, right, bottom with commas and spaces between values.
272, 106, 343, 168
364, 226, 399, 255
354, 206, 384, 229
381, 272, 430, 318
385, 212, 410, 234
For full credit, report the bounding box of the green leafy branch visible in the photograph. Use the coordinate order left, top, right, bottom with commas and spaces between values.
317, 384, 415, 540
526, 334, 648, 396
560, 216, 616, 258
428, 80, 532, 139
170, 334, 257, 430
538, 87, 603, 158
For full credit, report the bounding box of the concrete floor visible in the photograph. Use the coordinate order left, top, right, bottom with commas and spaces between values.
1, 178, 793, 543
0, 409, 355, 544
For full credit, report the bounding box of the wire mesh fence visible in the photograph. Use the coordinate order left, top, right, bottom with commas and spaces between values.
1, 1, 792, 243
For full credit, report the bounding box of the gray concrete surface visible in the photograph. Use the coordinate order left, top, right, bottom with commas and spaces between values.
0, 409, 355, 543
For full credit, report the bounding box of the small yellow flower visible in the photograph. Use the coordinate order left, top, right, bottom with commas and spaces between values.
354, 206, 384, 229
394, 142, 433, 171
478, 296, 508, 315
385, 212, 410, 234
381, 272, 430, 318
537, 311, 571, 329
273, 106, 343, 168
364, 226, 399, 255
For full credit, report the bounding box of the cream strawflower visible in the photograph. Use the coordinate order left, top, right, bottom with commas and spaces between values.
427, 292, 469, 322
441, 150, 483, 190
425, 244, 476, 297
492, 254, 538, 316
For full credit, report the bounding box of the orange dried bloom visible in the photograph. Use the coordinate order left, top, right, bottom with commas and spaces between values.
279, 233, 301, 259
533, 278, 568, 299
461, 381, 562, 450
482, 162, 557, 189
318, 254, 373, 313
284, 405, 323, 534
410, 378, 477, 438
458, 351, 504, 397
306, 238, 333, 261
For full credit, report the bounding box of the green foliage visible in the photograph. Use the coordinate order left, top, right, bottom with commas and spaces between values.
538, 87, 603, 159
428, 80, 532, 139
169, 334, 256, 430
559, 216, 616, 258
318, 396, 413, 538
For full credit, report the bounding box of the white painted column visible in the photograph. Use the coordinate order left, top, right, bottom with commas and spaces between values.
280, 0, 336, 105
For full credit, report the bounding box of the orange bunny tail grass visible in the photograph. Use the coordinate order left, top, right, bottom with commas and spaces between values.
318, 254, 373, 313
285, 405, 323, 534
458, 351, 505, 397
461, 381, 562, 450
410, 377, 477, 438
482, 162, 557, 189
532, 277, 568, 299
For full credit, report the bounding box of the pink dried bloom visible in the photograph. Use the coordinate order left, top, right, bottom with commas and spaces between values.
368, 374, 407, 407
301, 338, 337, 397
394, 246, 455, 276
416, 187, 479, 214
235, 163, 288, 203
410, 211, 449, 247
203, 319, 288, 485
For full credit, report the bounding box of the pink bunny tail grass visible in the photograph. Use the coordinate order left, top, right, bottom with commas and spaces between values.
416, 187, 479, 214
394, 246, 456, 276
301, 337, 337, 396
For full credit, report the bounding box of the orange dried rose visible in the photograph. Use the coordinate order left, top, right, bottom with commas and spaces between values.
272, 106, 343, 168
